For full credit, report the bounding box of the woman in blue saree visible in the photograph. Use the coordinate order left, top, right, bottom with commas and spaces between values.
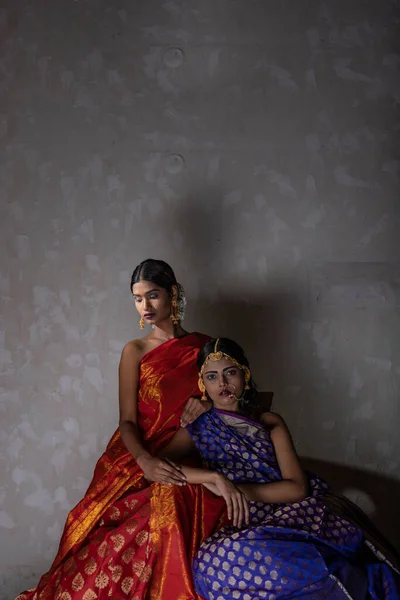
160, 338, 400, 600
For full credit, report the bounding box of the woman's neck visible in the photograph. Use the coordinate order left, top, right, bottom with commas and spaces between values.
151, 321, 188, 341
213, 402, 240, 413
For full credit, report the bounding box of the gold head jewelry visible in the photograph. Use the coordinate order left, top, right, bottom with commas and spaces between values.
198, 339, 251, 400
139, 317, 145, 330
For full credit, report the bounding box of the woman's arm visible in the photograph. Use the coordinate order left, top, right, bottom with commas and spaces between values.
159, 429, 218, 486
182, 465, 249, 527
161, 428, 249, 527
118, 341, 185, 485
118, 341, 146, 460
237, 412, 308, 503
158, 426, 197, 461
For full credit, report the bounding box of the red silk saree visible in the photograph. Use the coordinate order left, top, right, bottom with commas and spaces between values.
16, 333, 226, 600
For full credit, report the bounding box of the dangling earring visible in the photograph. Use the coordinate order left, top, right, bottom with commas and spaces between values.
198, 377, 207, 402
244, 367, 251, 390
170, 297, 179, 325
139, 317, 144, 330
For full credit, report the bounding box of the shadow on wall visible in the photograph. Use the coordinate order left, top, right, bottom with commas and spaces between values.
194, 293, 400, 552
169, 186, 309, 393
169, 192, 400, 550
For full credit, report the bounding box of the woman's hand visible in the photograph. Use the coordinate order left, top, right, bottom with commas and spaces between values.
204, 474, 250, 528
137, 453, 187, 486
180, 396, 212, 427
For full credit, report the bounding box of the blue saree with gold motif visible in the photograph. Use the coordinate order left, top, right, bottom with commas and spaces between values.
188, 408, 400, 600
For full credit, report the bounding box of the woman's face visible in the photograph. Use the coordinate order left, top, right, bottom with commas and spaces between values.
132, 280, 173, 326
201, 357, 245, 411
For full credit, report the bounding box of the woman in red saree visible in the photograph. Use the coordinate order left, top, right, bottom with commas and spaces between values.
15, 259, 226, 600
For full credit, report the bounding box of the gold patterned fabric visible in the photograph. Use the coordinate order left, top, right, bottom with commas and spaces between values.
15, 333, 227, 599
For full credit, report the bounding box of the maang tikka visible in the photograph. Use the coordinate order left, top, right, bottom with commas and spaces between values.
198, 339, 251, 401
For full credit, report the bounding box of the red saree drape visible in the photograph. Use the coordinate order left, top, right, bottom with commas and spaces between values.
16, 333, 227, 600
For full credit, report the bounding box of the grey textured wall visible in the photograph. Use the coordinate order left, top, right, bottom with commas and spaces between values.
1, 0, 399, 597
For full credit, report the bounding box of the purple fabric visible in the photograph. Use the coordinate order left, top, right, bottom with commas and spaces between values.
187, 409, 400, 599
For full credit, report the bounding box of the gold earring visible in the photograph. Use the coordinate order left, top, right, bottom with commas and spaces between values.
139, 317, 144, 330
198, 377, 207, 401
170, 297, 179, 325
243, 367, 251, 390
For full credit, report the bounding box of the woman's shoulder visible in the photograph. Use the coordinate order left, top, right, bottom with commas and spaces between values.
259, 411, 287, 429
122, 337, 145, 353
121, 331, 210, 364
120, 338, 148, 363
